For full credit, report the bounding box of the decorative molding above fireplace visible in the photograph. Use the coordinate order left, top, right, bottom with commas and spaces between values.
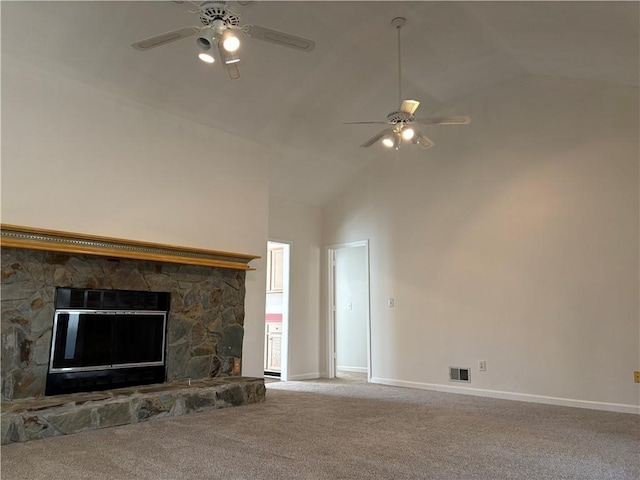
0, 224, 259, 270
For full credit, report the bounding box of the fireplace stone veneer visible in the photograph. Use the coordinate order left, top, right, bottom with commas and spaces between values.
1, 246, 252, 401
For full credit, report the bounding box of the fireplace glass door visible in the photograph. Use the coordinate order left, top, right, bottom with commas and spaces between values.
50, 311, 166, 372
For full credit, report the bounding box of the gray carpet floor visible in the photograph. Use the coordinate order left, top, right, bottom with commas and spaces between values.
1, 374, 638, 479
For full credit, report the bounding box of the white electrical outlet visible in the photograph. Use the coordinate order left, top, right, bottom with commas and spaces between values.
478, 360, 486, 371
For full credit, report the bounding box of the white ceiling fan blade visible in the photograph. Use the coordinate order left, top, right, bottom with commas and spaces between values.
131, 26, 201, 51
414, 116, 471, 125
344, 121, 389, 125
224, 61, 241, 80
400, 100, 420, 115
360, 128, 394, 148
413, 132, 434, 149
243, 24, 316, 52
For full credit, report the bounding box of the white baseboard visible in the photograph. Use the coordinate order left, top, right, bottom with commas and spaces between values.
336, 366, 368, 373
370, 377, 640, 415
287, 372, 322, 381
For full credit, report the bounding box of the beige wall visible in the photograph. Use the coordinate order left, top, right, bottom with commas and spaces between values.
1, 56, 270, 378
268, 196, 322, 379
4, 50, 638, 411
323, 76, 639, 412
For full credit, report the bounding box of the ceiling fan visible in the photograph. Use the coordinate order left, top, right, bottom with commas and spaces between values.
131, 1, 316, 80
346, 17, 470, 150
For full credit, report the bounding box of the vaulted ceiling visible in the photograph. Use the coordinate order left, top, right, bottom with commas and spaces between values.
2, 1, 638, 206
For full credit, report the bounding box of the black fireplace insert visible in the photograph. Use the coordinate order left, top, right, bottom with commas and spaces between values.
46, 287, 170, 396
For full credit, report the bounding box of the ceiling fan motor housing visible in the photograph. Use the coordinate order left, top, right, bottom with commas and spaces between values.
387, 111, 413, 125
390, 17, 406, 29
199, 1, 240, 27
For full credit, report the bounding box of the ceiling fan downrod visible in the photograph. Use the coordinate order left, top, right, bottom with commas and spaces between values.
391, 17, 406, 108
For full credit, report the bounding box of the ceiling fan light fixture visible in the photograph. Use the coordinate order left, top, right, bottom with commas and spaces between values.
382, 135, 394, 148
197, 36, 215, 63
222, 30, 240, 52
216, 40, 240, 64
198, 51, 215, 63
196, 31, 216, 63
196, 32, 213, 50
401, 127, 415, 140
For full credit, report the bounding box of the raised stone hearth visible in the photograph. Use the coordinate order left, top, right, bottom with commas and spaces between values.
1, 377, 265, 444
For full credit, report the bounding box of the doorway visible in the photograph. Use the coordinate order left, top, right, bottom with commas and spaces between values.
327, 241, 371, 380
264, 241, 290, 381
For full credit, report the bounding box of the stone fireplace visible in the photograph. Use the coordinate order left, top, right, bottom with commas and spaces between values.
2, 248, 250, 400
1, 225, 265, 443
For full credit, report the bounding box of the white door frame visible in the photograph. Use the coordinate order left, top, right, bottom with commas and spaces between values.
266, 239, 290, 382
326, 240, 371, 380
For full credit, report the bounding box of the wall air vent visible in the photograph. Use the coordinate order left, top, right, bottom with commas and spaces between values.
450, 367, 470, 383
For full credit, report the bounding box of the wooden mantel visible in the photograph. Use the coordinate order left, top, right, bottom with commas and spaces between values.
0, 224, 259, 270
